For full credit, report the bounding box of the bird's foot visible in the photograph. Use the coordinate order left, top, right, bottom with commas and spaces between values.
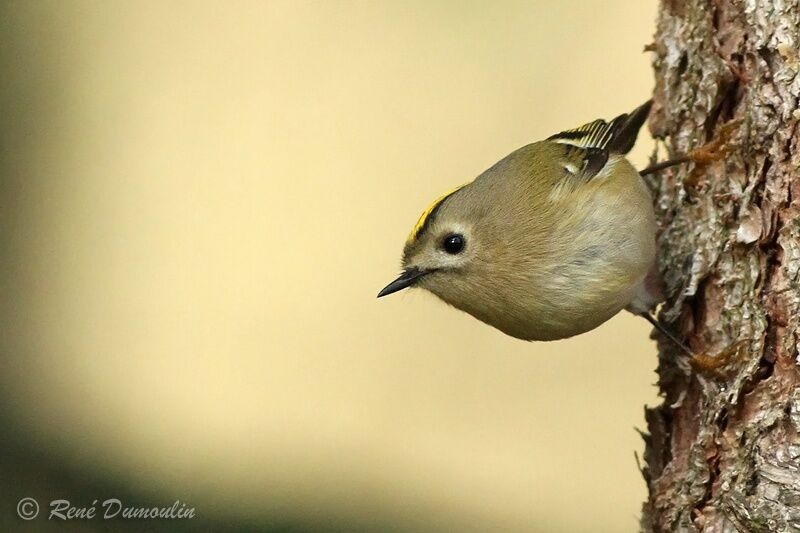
688, 341, 748, 378
639, 118, 743, 178
640, 312, 747, 379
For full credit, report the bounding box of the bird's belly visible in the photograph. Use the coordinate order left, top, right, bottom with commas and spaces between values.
441, 166, 657, 342
506, 267, 638, 341
483, 225, 654, 341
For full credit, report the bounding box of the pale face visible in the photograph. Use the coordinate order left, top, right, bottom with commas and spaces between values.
377, 183, 481, 300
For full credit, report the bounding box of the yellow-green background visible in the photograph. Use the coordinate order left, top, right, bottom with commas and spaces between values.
1, 2, 660, 531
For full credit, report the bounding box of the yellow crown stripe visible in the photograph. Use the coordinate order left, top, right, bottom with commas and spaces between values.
407, 183, 467, 243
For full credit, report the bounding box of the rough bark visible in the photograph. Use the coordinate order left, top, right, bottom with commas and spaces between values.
641, 1, 800, 531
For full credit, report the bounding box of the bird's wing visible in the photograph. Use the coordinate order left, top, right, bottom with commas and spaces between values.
546, 100, 652, 183
548, 100, 652, 155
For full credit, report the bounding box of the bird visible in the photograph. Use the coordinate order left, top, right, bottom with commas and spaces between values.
377, 101, 669, 342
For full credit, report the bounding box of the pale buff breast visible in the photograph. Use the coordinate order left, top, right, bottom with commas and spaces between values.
453, 157, 657, 341
521, 157, 656, 339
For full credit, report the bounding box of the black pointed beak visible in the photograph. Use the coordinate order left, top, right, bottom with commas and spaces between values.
377, 267, 429, 298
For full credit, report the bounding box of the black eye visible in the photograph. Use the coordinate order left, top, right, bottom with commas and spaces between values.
442, 233, 465, 254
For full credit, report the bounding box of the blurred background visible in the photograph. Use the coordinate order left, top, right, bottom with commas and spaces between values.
1, 1, 660, 531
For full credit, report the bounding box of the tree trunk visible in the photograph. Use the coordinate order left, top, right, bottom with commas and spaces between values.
641, 1, 800, 531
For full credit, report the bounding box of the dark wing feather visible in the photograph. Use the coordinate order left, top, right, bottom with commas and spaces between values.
547, 100, 652, 182
548, 100, 651, 155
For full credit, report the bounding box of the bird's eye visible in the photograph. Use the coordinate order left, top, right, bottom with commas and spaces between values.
442, 233, 465, 254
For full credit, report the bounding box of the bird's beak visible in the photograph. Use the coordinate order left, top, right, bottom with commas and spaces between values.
377, 267, 429, 298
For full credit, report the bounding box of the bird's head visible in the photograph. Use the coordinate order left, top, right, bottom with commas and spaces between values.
379, 183, 477, 292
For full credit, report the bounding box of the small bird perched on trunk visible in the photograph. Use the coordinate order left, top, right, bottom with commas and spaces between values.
378, 101, 669, 342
